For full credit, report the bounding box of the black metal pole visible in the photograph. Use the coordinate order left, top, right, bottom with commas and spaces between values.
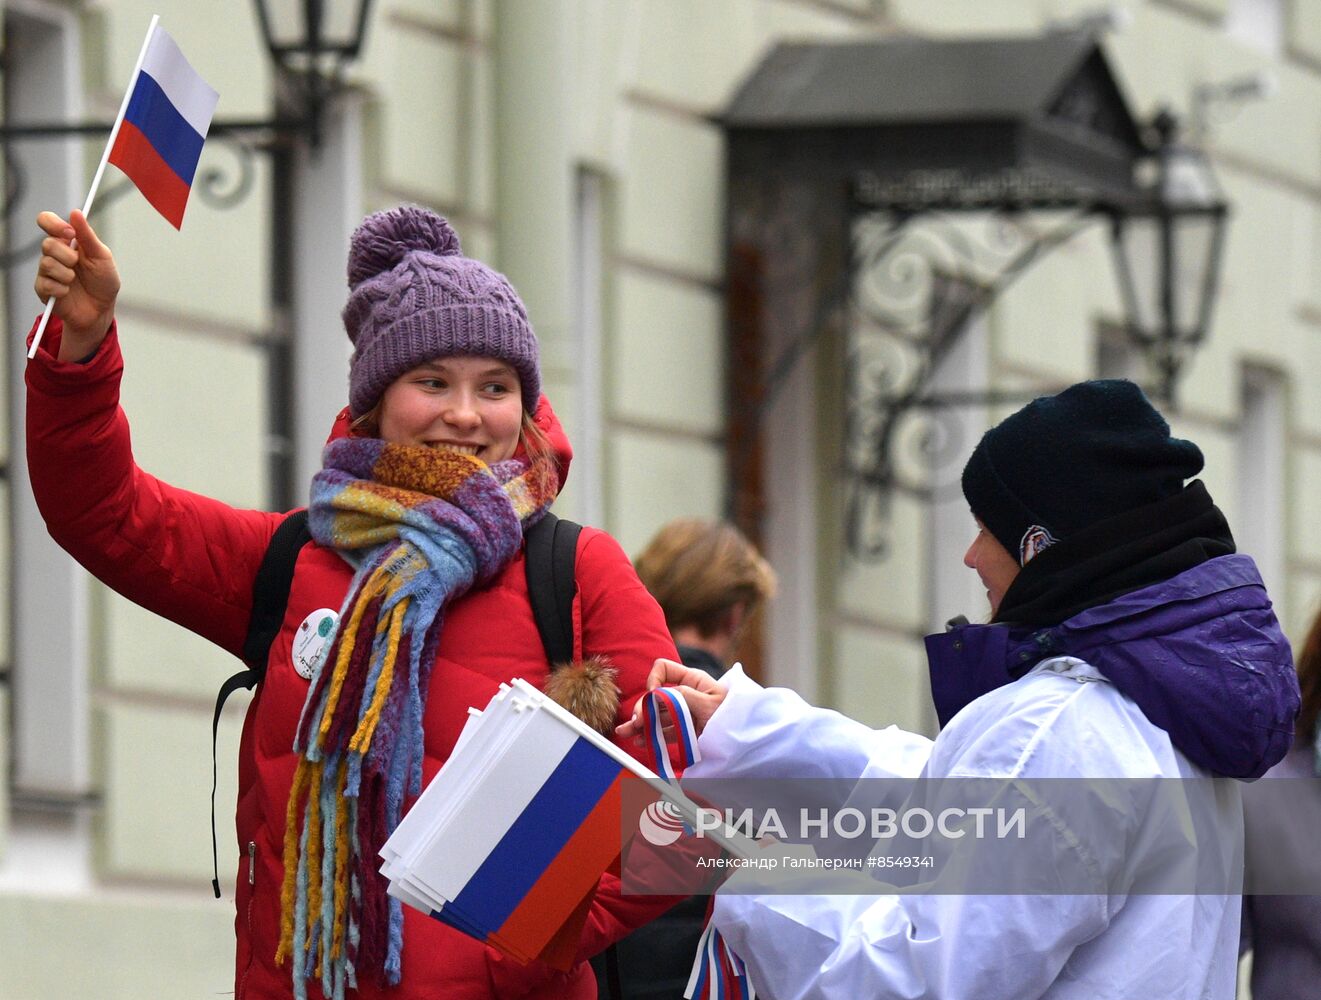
0, 117, 308, 141
1154, 111, 1179, 405
306, 0, 324, 149
268, 126, 297, 510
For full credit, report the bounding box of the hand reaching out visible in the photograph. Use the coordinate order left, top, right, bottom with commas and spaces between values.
33, 210, 120, 361
616, 657, 729, 744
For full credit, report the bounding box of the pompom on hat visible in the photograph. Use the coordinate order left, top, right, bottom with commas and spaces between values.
343, 205, 541, 417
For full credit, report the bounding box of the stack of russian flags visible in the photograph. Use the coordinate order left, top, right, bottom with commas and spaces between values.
381, 679, 732, 971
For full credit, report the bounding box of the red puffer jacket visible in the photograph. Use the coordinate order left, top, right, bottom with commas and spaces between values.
26, 319, 681, 1000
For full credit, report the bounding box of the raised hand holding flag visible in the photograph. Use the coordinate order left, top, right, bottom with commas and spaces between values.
31, 210, 121, 361
28, 15, 216, 359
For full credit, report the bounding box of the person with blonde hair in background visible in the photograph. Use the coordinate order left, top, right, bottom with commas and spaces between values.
634, 518, 777, 681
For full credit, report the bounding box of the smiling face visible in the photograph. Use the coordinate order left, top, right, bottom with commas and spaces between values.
376, 356, 524, 464
963, 519, 1021, 617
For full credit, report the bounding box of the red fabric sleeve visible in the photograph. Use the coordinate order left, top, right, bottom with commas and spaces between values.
572, 527, 679, 757
25, 315, 285, 656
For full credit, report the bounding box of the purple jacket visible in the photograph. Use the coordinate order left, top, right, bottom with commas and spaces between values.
926, 554, 1299, 780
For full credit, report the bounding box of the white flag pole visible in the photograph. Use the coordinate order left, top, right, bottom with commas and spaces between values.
28, 13, 160, 360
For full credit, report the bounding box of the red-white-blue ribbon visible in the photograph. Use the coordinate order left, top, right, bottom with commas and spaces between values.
642, 687, 754, 1000
644, 686, 701, 781
684, 919, 754, 1000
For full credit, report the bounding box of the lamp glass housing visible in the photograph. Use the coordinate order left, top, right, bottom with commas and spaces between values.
1110, 125, 1227, 348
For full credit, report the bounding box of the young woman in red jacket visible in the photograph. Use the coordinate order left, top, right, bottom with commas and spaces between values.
27, 205, 679, 1000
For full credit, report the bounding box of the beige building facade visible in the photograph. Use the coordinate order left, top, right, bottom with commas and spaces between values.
0, 0, 1315, 994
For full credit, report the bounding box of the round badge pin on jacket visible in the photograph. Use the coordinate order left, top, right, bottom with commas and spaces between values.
292, 608, 339, 680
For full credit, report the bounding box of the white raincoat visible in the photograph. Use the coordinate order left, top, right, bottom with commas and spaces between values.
686, 661, 1242, 1000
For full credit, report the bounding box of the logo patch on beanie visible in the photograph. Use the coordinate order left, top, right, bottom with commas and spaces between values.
1019, 525, 1058, 566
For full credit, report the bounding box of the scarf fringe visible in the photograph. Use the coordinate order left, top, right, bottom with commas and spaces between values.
279, 442, 557, 994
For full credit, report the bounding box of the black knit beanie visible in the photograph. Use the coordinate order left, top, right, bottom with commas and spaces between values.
961, 380, 1205, 566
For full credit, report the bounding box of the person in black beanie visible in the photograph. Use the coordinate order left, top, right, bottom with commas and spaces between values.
961, 378, 1227, 626
622, 378, 1301, 1000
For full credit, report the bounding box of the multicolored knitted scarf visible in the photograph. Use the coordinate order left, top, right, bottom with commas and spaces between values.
276, 437, 558, 1000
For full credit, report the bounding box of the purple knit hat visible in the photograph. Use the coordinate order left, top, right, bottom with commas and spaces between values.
343, 205, 541, 417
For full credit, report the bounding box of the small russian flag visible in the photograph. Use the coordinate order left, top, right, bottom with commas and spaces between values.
25, 17, 219, 360
107, 23, 218, 229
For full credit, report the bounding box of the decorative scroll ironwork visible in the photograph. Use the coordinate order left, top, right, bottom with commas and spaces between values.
734, 194, 1118, 560
194, 138, 259, 210
840, 204, 1109, 558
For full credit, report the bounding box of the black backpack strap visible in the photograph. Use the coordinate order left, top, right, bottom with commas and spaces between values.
241, 509, 313, 671
526, 513, 625, 998
211, 509, 313, 898
524, 512, 582, 667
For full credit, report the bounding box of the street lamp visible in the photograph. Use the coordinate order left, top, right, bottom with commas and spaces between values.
1109, 108, 1229, 402
251, 0, 374, 145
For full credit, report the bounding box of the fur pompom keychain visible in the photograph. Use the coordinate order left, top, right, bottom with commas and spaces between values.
543, 656, 620, 734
